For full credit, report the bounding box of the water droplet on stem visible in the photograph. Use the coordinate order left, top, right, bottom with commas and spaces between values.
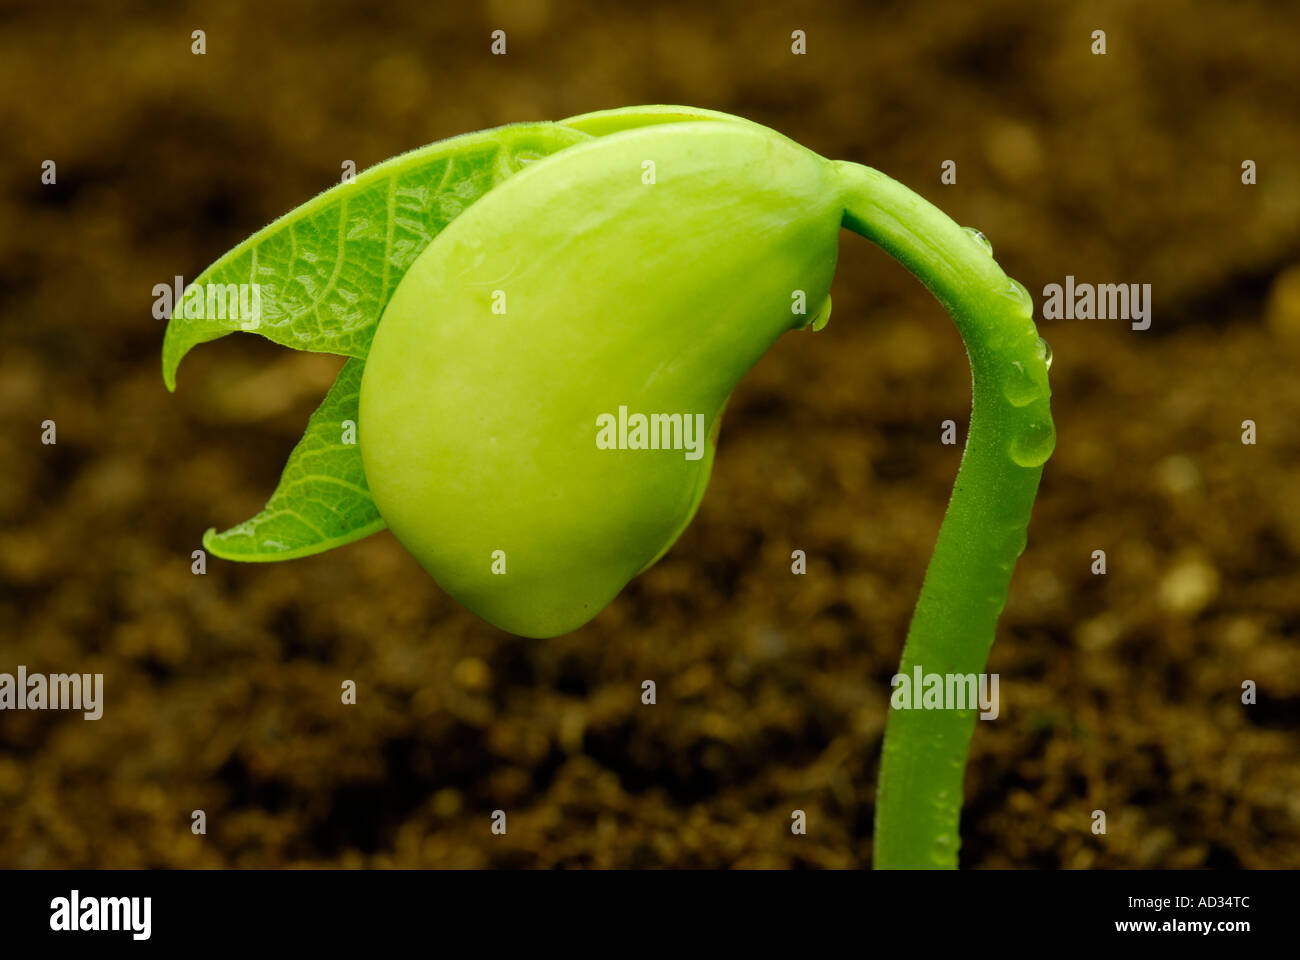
1036, 336, 1053, 371
1009, 419, 1056, 467
1004, 360, 1039, 407
963, 226, 993, 255
1005, 278, 1033, 316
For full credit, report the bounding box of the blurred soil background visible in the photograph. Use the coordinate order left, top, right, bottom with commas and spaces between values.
1, 0, 1298, 867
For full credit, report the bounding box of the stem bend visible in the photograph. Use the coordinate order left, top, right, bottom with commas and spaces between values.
835, 161, 1054, 868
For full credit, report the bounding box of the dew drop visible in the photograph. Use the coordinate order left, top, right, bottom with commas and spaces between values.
1009, 418, 1056, 468
1036, 336, 1053, 371
963, 226, 993, 255
931, 832, 958, 866
1003, 359, 1039, 407
810, 295, 832, 332
1005, 278, 1033, 316
1004, 525, 1028, 559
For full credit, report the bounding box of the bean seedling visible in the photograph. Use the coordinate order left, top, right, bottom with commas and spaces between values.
164, 105, 1054, 868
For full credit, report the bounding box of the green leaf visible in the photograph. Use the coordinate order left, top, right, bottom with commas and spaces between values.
202, 357, 383, 560
163, 122, 591, 390
174, 121, 592, 561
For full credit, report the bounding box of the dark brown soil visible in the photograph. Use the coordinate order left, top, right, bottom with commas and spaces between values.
1, 0, 1298, 867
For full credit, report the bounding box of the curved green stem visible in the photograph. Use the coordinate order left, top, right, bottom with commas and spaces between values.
835, 162, 1055, 869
